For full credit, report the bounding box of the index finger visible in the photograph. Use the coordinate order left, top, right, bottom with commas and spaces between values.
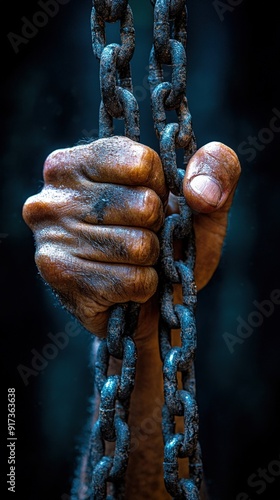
43, 136, 168, 204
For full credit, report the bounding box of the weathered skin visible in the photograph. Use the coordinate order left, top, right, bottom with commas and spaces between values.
22, 136, 241, 499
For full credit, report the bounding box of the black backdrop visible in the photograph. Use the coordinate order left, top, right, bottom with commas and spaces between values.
2, 1, 280, 499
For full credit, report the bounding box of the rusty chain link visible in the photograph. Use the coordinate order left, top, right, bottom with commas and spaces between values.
73, 1, 202, 498
91, 0, 140, 142
74, 2, 142, 498
149, 1, 203, 498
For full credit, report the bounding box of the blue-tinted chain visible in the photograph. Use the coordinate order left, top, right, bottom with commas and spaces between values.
75, 1, 141, 498
149, 0, 203, 498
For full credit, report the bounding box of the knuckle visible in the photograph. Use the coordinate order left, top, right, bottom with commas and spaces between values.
23, 187, 78, 228
141, 189, 164, 230
34, 246, 55, 281
22, 193, 51, 228
75, 299, 108, 337
140, 147, 167, 197
138, 147, 159, 179
130, 266, 158, 302
35, 245, 68, 287
22, 195, 39, 227
43, 149, 66, 183
135, 231, 160, 266
43, 148, 78, 185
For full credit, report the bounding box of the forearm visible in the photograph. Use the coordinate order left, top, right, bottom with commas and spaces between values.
125, 338, 168, 499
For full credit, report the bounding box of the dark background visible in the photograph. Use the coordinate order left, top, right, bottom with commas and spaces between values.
2, 0, 280, 499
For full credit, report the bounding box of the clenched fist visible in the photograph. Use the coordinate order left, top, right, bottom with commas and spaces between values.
22, 136, 240, 339
22, 136, 240, 498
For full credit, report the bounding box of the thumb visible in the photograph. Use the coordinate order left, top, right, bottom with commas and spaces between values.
183, 141, 241, 290
183, 141, 241, 214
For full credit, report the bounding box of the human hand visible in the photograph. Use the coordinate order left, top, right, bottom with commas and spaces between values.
22, 136, 241, 339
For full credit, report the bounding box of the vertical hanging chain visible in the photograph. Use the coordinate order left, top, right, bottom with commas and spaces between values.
76, 1, 203, 499
92, 0, 140, 142
83, 2, 141, 498
149, 0, 203, 498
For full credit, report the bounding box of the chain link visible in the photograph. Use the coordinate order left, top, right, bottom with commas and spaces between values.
91, 0, 140, 141
74, 1, 202, 498
149, 1, 202, 497
85, 2, 141, 498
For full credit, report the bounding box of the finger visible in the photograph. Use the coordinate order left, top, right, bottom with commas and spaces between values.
42, 136, 168, 204
183, 141, 241, 214
34, 245, 159, 336
35, 223, 160, 266
22, 188, 79, 229
81, 183, 164, 230
22, 183, 165, 232
182, 141, 241, 291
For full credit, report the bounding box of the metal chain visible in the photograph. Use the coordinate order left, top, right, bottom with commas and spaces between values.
75, 1, 202, 498
80, 2, 141, 498
149, 0, 202, 498
91, 0, 140, 142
